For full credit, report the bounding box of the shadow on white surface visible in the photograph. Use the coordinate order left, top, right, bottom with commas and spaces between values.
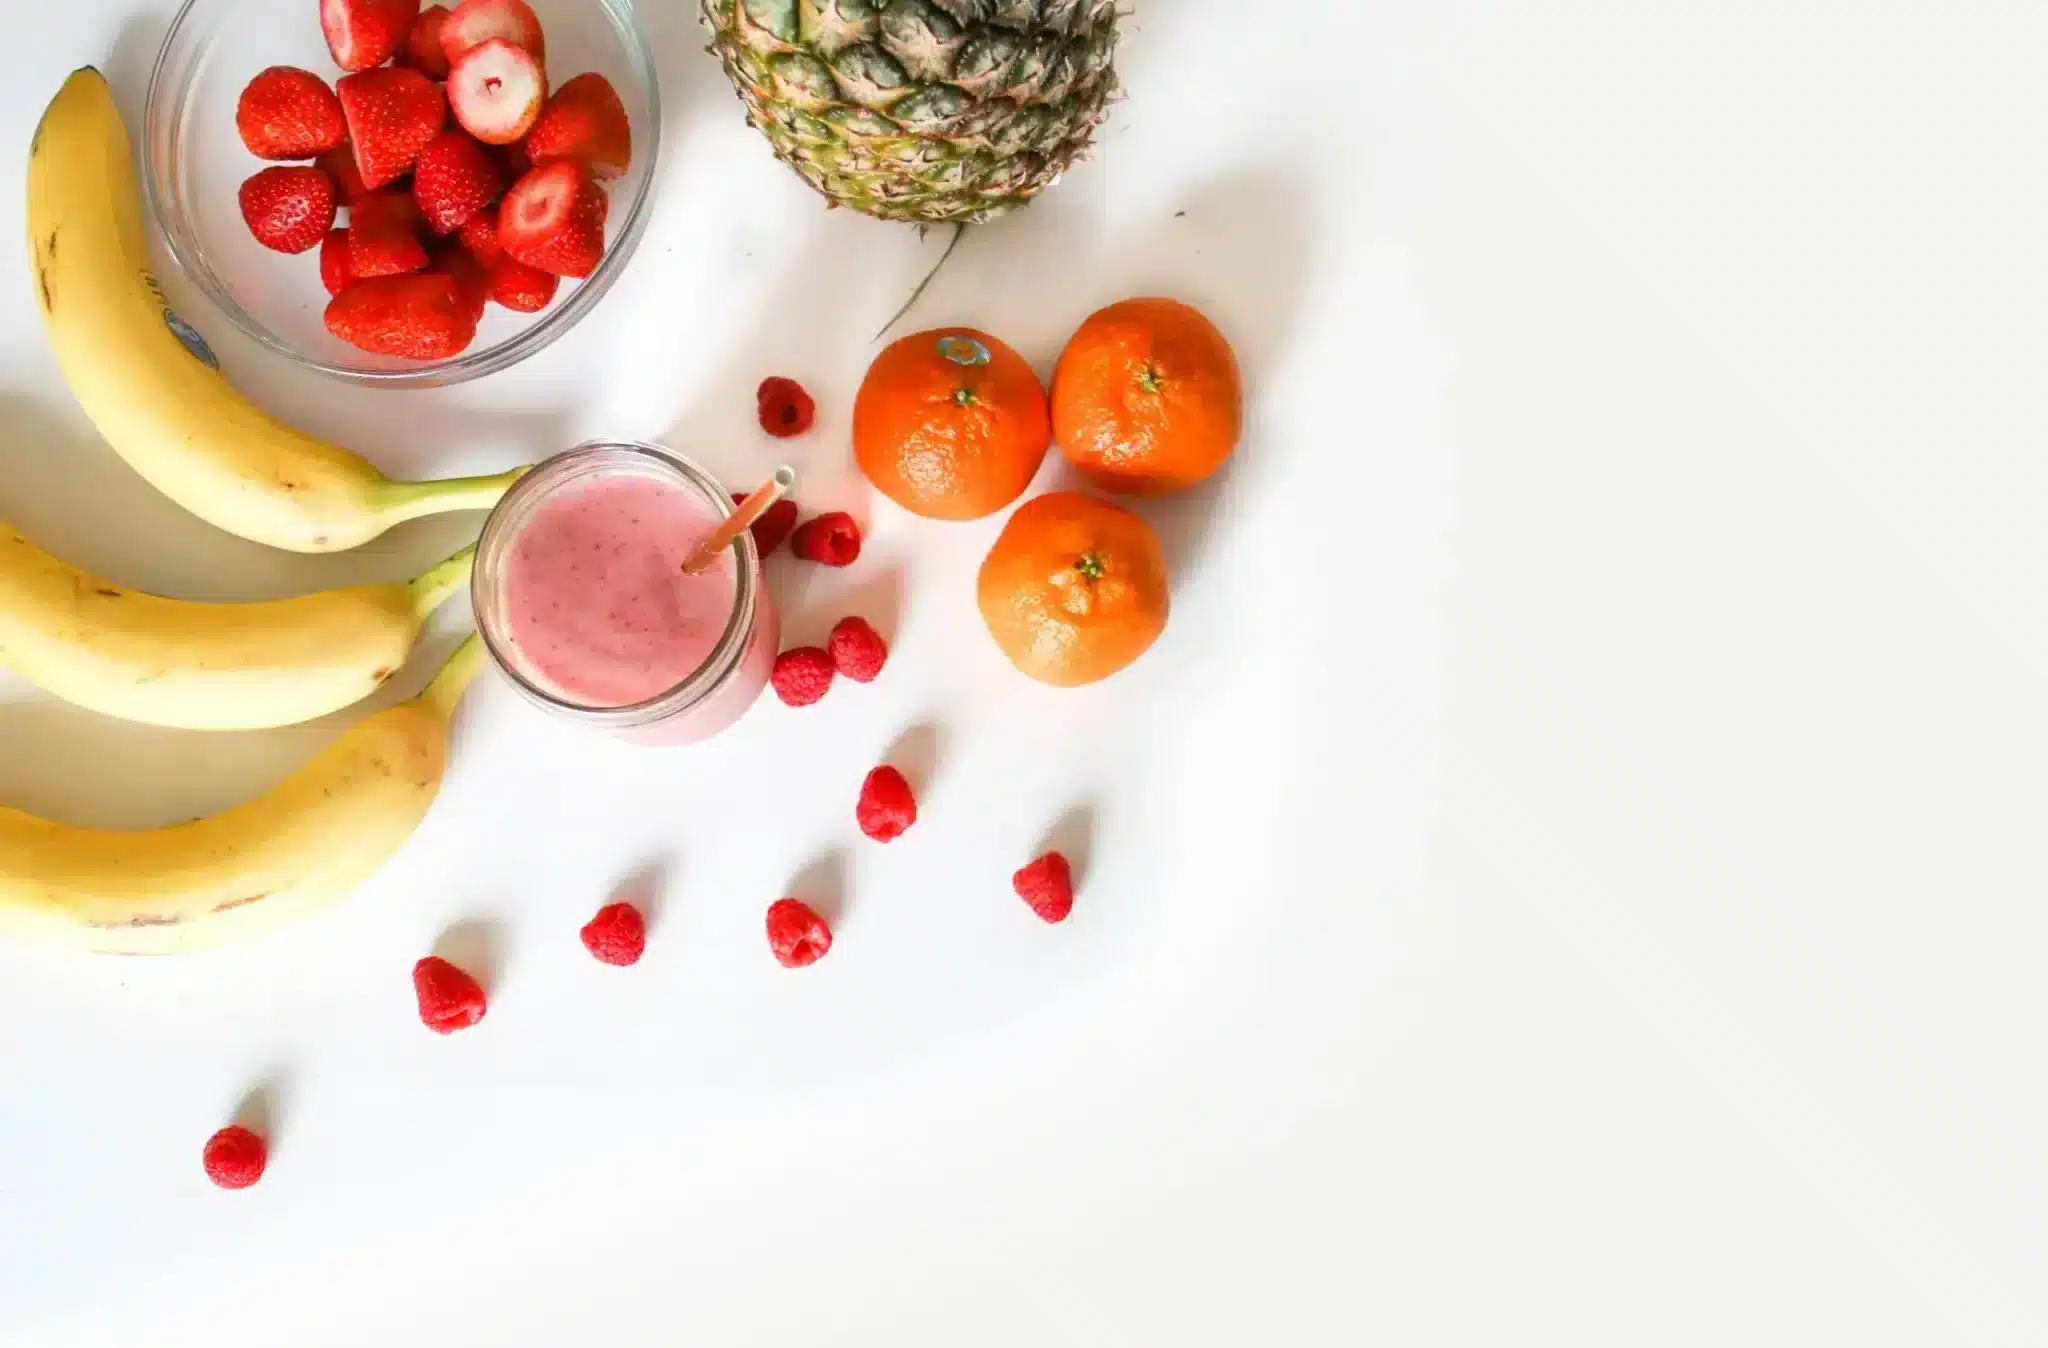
433, 916, 507, 996
787, 846, 850, 928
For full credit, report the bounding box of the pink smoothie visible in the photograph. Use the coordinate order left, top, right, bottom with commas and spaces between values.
503, 474, 745, 710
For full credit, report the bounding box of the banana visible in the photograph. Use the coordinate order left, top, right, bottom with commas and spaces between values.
25, 68, 523, 554
0, 521, 473, 730
0, 635, 486, 954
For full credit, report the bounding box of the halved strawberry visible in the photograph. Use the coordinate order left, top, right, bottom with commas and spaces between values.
499, 161, 607, 278
235, 67, 346, 161
456, 204, 504, 265
524, 74, 631, 181
321, 0, 423, 73
430, 244, 492, 326
238, 166, 336, 254
348, 190, 429, 277
319, 228, 354, 296
439, 0, 546, 66
412, 130, 502, 234
337, 67, 445, 190
398, 5, 455, 78
315, 144, 374, 206
447, 38, 545, 145
488, 256, 558, 312
325, 273, 478, 359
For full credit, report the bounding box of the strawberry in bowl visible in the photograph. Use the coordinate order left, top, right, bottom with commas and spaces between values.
216, 0, 644, 368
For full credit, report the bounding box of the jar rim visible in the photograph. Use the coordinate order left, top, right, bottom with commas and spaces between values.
472, 440, 760, 728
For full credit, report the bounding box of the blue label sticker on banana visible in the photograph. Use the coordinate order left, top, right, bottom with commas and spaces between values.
164, 310, 219, 371
143, 270, 219, 371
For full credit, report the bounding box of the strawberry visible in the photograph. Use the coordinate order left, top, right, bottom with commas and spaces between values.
430, 244, 492, 325
490, 136, 531, 182
524, 74, 631, 181
238, 166, 336, 254
321, 0, 423, 73
440, 0, 546, 67
457, 204, 504, 265
447, 38, 545, 146
499, 161, 607, 279
348, 190, 428, 277
487, 256, 557, 311
235, 67, 346, 160
318, 228, 354, 296
398, 4, 455, 78
412, 130, 501, 234
315, 144, 373, 206
325, 274, 478, 359
337, 67, 445, 190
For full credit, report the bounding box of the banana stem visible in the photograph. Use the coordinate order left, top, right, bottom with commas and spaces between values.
375, 467, 529, 527
419, 634, 487, 724
406, 544, 478, 623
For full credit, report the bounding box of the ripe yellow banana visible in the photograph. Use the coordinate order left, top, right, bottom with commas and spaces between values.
0, 521, 473, 729
25, 68, 523, 554
0, 635, 486, 954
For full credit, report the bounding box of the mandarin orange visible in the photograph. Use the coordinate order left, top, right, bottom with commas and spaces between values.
854, 328, 1050, 521
1051, 297, 1242, 495
977, 492, 1169, 687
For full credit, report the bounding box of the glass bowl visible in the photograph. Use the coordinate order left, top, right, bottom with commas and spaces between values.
142, 0, 659, 388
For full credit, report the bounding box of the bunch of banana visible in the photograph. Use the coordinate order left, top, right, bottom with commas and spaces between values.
0, 523, 472, 730
0, 636, 484, 955
26, 68, 521, 554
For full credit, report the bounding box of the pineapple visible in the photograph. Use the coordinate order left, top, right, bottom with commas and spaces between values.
701, 0, 1122, 225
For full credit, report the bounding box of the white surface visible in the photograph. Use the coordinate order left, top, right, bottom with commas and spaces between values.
0, 3, 2040, 1344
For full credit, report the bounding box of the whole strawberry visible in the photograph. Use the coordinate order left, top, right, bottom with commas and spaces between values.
413, 130, 502, 235
323, 0, 424, 72
337, 67, 446, 190
235, 67, 346, 161
326, 273, 479, 360
238, 166, 336, 254
525, 74, 632, 181
500, 161, 608, 279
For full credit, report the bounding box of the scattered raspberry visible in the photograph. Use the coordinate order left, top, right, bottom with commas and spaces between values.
756, 376, 816, 438
413, 954, 487, 1033
732, 493, 800, 557
828, 616, 888, 683
766, 898, 832, 968
856, 765, 917, 843
1013, 852, 1075, 923
580, 902, 646, 966
202, 1124, 268, 1190
770, 647, 835, 707
790, 512, 861, 567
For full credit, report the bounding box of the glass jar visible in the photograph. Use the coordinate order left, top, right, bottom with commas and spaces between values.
473, 441, 778, 745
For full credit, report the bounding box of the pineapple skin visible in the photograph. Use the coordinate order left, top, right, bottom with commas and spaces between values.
701, 0, 1122, 225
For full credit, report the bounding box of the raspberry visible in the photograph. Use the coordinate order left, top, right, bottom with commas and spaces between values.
856, 765, 917, 843
1013, 852, 1075, 923
580, 901, 645, 966
756, 376, 816, 438
828, 616, 888, 683
771, 647, 835, 707
732, 492, 800, 557
790, 512, 861, 567
413, 955, 487, 1033
202, 1124, 268, 1190
766, 897, 832, 967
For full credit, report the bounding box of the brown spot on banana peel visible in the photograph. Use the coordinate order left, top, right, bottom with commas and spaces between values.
94, 913, 183, 929
45, 230, 56, 262
94, 588, 121, 598
211, 894, 267, 914
37, 267, 52, 315
372, 667, 393, 682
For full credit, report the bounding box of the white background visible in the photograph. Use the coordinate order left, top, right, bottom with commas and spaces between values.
1, 2, 2042, 1343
